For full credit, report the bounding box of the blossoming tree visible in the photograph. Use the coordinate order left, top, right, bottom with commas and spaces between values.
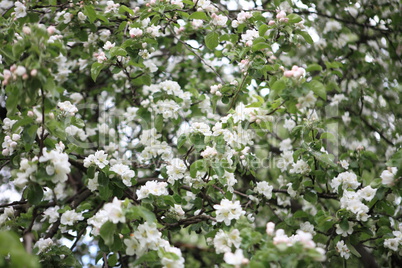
0, 0, 401, 267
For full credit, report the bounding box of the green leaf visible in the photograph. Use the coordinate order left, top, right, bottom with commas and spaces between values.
129, 206, 156, 223
91, 62, 105, 82
190, 160, 205, 178
272, 80, 286, 91
190, 133, 205, 151
252, 42, 270, 52
258, 24, 269, 36
340, 218, 349, 231
119, 5, 135, 16
189, 11, 208, 20
108, 254, 118, 267
5, 91, 19, 116
205, 32, 219, 50
346, 241, 361, 258
110, 47, 127, 57
154, 115, 164, 132
306, 63, 322, 72
84, 5, 97, 23
287, 14, 303, 23
177, 134, 187, 149
308, 80, 326, 100
304, 190, 317, 203
212, 162, 224, 177
26, 183, 43, 205
298, 30, 314, 44
0, 231, 40, 268
100, 221, 116, 246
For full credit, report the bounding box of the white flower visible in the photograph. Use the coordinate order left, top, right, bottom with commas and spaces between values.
283, 119, 296, 131
105, 1, 120, 13
87, 172, 99, 192
211, 14, 228, 27
277, 151, 294, 172
214, 199, 245, 226
136, 180, 169, 200
191, 122, 212, 136
380, 167, 397, 186
61, 210, 84, 226
14, 1, 27, 18
279, 138, 292, 152
15, 66, 26, 76
103, 41, 115, 50
300, 221, 316, 235
57, 101, 78, 116
336, 240, 350, 259
384, 238, 400, 251
237, 11, 252, 23
70, 92, 83, 103
130, 28, 143, 38
330, 171, 360, 192
42, 206, 60, 224
192, 19, 203, 29
146, 25, 161, 37
324, 20, 342, 34
169, 204, 185, 219
110, 163, 135, 186
133, 222, 162, 250
201, 146, 218, 158
77, 12, 87, 22
224, 249, 247, 266
339, 160, 349, 169
124, 236, 144, 256
151, 99, 180, 120
213, 229, 241, 254
357, 186, 377, 202
103, 197, 125, 224
335, 221, 354, 237
290, 159, 311, 174
84, 150, 109, 169
39, 149, 71, 184
298, 91, 316, 109
34, 238, 53, 254
266, 222, 275, 235
166, 158, 187, 184
254, 181, 273, 199
241, 29, 259, 46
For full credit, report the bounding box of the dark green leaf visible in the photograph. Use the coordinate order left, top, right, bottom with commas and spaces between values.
91, 62, 105, 82
110, 47, 127, 57
100, 221, 116, 246
84, 5, 97, 23
189, 11, 208, 20
26, 183, 43, 205
205, 32, 219, 50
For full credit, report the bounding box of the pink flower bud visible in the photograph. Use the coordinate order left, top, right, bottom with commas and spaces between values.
2, 148, 10, 156
284, 70, 294, 77
266, 222, 275, 235
276, 11, 286, 20
268, 20, 275, 25
22, 73, 29, 80
22, 26, 31, 35
47, 26, 56, 35
27, 111, 34, 117
30, 69, 37, 76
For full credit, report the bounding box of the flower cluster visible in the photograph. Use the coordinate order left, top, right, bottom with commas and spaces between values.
214, 199, 245, 226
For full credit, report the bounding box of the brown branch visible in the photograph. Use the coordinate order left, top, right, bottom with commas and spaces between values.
163, 214, 216, 228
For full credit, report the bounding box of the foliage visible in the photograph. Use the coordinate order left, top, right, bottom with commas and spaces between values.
0, 0, 401, 267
